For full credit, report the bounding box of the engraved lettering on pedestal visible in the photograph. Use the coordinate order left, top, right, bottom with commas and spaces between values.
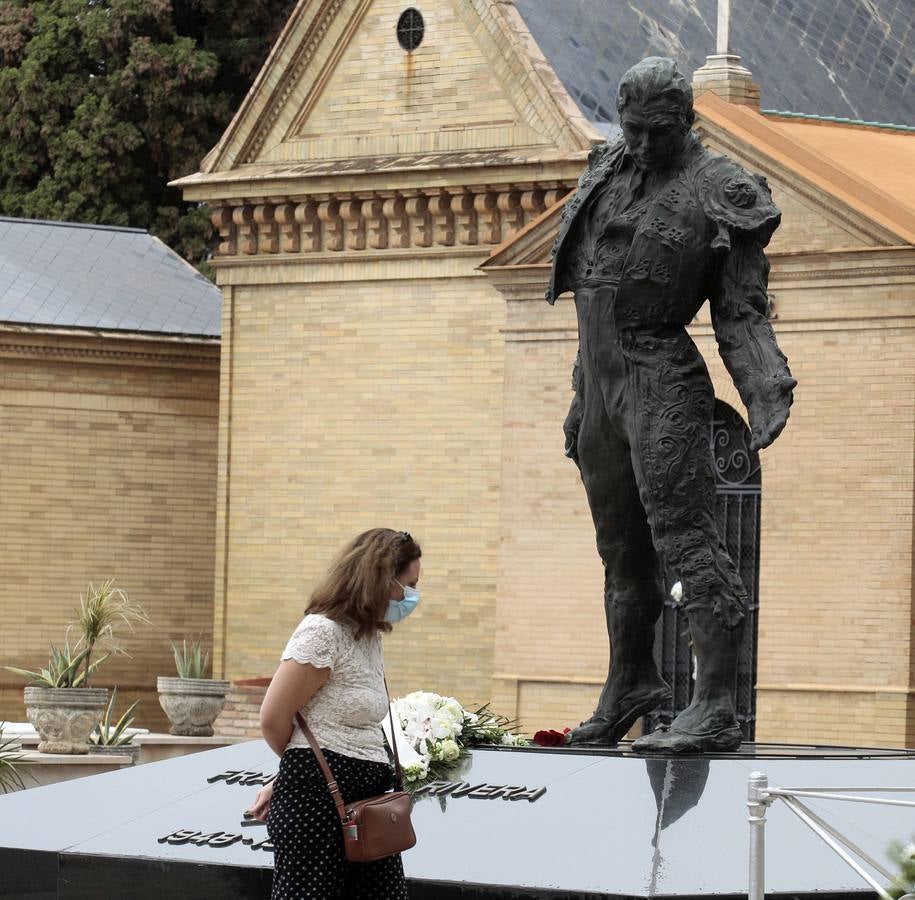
190, 831, 224, 846
207, 769, 276, 786
157, 827, 274, 851
508, 786, 547, 802
208, 833, 243, 848
158, 829, 200, 845
467, 783, 506, 799
449, 782, 486, 798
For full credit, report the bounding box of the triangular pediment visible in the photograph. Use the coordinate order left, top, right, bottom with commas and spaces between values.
202, 0, 596, 174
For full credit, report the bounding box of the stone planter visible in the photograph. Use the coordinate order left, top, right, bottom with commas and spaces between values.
88, 743, 140, 764
157, 677, 231, 737
24, 686, 109, 754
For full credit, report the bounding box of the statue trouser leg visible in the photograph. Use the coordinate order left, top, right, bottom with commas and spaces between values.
618, 333, 746, 753
566, 360, 670, 746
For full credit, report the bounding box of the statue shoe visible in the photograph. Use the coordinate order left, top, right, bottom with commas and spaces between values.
567, 685, 672, 746
631, 720, 743, 754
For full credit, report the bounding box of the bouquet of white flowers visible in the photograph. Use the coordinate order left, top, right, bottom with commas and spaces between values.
391, 691, 526, 788
889, 838, 915, 899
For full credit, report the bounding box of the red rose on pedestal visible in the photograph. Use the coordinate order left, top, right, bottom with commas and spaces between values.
532, 728, 571, 747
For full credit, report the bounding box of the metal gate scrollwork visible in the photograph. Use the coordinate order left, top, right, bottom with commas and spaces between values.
644, 400, 761, 741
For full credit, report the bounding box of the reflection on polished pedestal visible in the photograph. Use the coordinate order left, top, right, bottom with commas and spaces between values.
0, 740, 913, 899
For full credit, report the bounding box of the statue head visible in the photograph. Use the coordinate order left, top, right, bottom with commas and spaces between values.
616, 57, 694, 172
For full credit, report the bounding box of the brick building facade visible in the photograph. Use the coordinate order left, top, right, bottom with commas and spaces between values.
173, 0, 914, 746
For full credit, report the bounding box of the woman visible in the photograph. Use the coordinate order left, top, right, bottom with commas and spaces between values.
247, 528, 421, 899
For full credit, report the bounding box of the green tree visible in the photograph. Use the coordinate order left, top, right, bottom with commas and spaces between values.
0, 0, 296, 269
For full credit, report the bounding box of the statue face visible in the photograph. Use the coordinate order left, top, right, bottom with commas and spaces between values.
620, 102, 688, 172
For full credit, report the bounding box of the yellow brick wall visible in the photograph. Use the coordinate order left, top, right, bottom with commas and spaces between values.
0, 336, 219, 733
213, 261, 504, 708
493, 261, 915, 745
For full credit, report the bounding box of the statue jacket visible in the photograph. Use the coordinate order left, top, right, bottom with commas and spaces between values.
545, 134, 793, 413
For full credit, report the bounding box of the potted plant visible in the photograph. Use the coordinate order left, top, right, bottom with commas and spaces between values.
0, 723, 27, 794
4, 580, 149, 754
157, 639, 230, 737
89, 688, 141, 763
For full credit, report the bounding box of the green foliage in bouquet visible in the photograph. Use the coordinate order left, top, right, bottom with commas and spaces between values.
89, 688, 140, 747
461, 703, 524, 747
887, 838, 915, 898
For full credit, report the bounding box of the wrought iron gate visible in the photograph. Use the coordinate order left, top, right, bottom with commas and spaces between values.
644, 400, 762, 740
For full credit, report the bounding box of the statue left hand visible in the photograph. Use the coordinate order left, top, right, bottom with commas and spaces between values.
747, 374, 797, 451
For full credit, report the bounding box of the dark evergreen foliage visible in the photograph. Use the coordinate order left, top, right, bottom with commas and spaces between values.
0, 0, 297, 269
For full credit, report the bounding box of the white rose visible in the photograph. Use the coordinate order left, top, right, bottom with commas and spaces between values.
439, 739, 460, 763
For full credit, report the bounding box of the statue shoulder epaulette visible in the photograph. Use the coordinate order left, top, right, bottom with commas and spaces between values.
691, 153, 781, 251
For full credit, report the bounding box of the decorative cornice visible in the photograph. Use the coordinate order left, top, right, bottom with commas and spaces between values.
0, 334, 219, 369
209, 185, 571, 258
769, 265, 915, 283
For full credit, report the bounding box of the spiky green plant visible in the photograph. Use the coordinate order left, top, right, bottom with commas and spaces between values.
171, 639, 211, 680
90, 688, 140, 747
5, 640, 110, 688
0, 723, 26, 794
76, 581, 150, 687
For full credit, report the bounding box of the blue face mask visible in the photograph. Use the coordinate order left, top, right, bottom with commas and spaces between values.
384, 582, 420, 624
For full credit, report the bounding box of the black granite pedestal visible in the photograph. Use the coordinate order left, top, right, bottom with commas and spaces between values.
2, 741, 913, 899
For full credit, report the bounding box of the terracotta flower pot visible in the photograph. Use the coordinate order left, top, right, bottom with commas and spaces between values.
24, 686, 109, 754
157, 676, 230, 737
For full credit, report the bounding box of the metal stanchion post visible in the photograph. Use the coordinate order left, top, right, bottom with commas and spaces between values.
748, 771, 770, 900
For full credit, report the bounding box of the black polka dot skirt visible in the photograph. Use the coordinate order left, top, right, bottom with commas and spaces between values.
267, 747, 409, 899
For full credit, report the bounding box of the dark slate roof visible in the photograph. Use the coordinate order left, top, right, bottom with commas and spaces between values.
516, 0, 914, 128
0, 218, 221, 336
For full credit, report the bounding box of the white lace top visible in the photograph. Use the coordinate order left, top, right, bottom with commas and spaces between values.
281, 613, 389, 764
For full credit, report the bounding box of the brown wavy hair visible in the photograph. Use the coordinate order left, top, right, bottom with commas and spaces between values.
305, 528, 422, 639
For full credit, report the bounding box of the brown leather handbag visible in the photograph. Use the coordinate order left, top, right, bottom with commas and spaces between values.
294, 693, 416, 863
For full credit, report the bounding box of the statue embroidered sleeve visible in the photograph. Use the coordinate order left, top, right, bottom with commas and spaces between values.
710, 236, 796, 448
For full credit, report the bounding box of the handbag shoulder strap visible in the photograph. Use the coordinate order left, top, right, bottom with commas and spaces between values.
383, 677, 403, 786
293, 677, 403, 825
295, 711, 349, 824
